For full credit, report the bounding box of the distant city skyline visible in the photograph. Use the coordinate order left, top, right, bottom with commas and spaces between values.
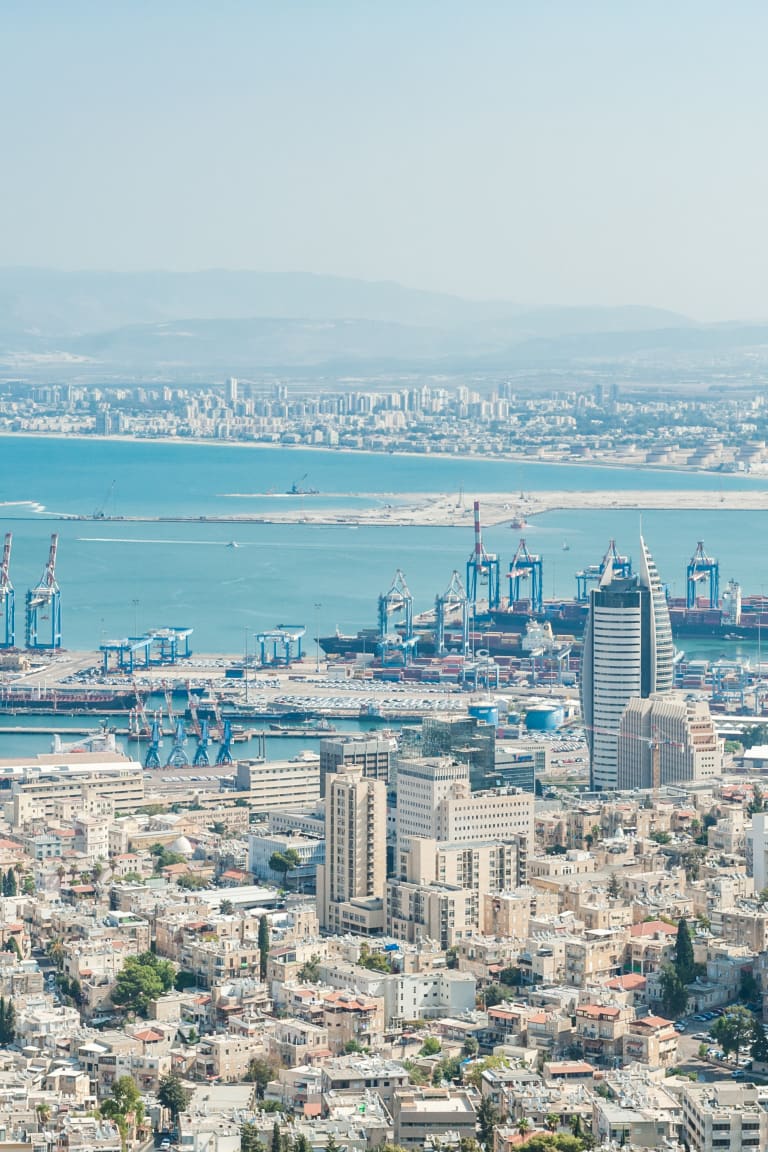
3, 2, 768, 320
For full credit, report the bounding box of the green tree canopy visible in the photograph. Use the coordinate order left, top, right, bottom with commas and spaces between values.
111, 952, 175, 1016
258, 916, 270, 980
158, 1072, 191, 1119
659, 964, 688, 1019
674, 918, 695, 983
245, 1057, 276, 1099
711, 1005, 755, 1056
0, 997, 15, 1045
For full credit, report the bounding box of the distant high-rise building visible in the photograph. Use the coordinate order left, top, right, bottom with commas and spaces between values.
616, 692, 723, 790
581, 536, 674, 791
318, 734, 396, 797
317, 764, 386, 936
225, 376, 238, 405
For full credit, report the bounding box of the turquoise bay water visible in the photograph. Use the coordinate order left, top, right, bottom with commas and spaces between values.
0, 438, 766, 653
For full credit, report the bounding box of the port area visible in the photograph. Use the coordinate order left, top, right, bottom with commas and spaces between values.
0, 646, 580, 725
37, 487, 768, 527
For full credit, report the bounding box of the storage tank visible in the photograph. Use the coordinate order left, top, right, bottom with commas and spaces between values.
525, 705, 565, 731
468, 703, 499, 726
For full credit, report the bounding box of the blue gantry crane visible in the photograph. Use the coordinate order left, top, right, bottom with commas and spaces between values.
507, 538, 543, 614
435, 570, 469, 656
165, 719, 190, 767
378, 569, 414, 641
576, 538, 632, 602
144, 718, 162, 769
193, 718, 211, 767
25, 533, 62, 650
0, 533, 14, 649
686, 540, 720, 609
216, 719, 234, 766
466, 500, 500, 610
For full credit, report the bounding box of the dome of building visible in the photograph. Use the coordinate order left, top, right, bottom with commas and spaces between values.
169, 835, 194, 856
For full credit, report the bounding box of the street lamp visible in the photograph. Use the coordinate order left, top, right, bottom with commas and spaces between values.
314, 602, 322, 673
131, 598, 139, 636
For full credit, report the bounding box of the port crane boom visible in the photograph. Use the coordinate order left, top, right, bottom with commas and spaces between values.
0, 533, 14, 649
25, 533, 62, 650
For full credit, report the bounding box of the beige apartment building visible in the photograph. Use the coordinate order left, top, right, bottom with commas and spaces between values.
317, 765, 387, 936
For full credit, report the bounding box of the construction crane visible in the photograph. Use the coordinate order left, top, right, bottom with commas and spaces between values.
25, 534, 62, 650
163, 680, 176, 728
186, 683, 201, 739
0, 533, 14, 648
686, 540, 719, 609
507, 538, 543, 614
434, 570, 468, 656
466, 500, 500, 610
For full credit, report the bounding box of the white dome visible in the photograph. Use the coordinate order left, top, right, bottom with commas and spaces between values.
169, 836, 194, 856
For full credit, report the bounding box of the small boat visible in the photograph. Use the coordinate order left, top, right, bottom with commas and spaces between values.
227, 541, 240, 549
510, 518, 526, 530
562, 542, 570, 551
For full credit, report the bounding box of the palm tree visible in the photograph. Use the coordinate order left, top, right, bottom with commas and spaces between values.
544, 1114, 559, 1134
516, 1118, 530, 1140
36, 1103, 51, 1128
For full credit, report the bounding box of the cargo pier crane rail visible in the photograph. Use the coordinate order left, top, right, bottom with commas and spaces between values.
25, 534, 61, 650
0, 533, 14, 649
466, 500, 500, 610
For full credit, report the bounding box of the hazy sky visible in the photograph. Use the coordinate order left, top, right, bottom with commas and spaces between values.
2, 1, 767, 320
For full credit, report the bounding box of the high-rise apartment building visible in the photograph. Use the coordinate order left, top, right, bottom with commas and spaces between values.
316, 765, 387, 936
581, 536, 674, 790
319, 735, 396, 797
616, 692, 722, 790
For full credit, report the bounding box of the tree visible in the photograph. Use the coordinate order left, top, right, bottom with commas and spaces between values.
659, 965, 688, 1019
419, 1036, 441, 1056
477, 1097, 501, 1148
674, 918, 695, 984
246, 1057, 275, 1099
241, 1122, 266, 1152
258, 916, 270, 981
158, 1072, 191, 1120
462, 1036, 479, 1058
268, 849, 301, 888
445, 946, 459, 969
607, 873, 621, 899
111, 952, 175, 1016
432, 1055, 462, 1085
293, 1136, 312, 1152
2, 869, 17, 897
174, 970, 197, 991
751, 1016, 768, 1063
220, 898, 235, 915
482, 984, 510, 1008
101, 1074, 144, 1147
516, 1118, 531, 1139
4, 936, 21, 959
545, 1114, 560, 1133
271, 1121, 282, 1152
712, 1005, 755, 1056
358, 945, 390, 973
0, 997, 15, 1045
298, 955, 321, 982
740, 970, 759, 1004
697, 1043, 708, 1060
464, 1055, 506, 1090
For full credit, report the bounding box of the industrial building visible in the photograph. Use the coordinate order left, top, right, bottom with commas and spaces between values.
581, 536, 674, 790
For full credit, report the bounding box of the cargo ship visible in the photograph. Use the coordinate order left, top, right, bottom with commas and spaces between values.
0, 686, 137, 713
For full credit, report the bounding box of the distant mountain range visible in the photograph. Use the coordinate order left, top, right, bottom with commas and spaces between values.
0, 266, 765, 377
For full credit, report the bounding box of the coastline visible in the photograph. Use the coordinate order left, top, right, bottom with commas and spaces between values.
0, 428, 760, 482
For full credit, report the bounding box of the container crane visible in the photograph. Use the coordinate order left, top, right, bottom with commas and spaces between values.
576, 539, 632, 602
434, 570, 468, 656
686, 541, 720, 609
507, 538, 543, 614
165, 719, 190, 767
378, 569, 414, 641
144, 719, 162, 769
0, 533, 14, 649
466, 500, 500, 610
25, 533, 62, 650
193, 719, 211, 767
216, 719, 234, 766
